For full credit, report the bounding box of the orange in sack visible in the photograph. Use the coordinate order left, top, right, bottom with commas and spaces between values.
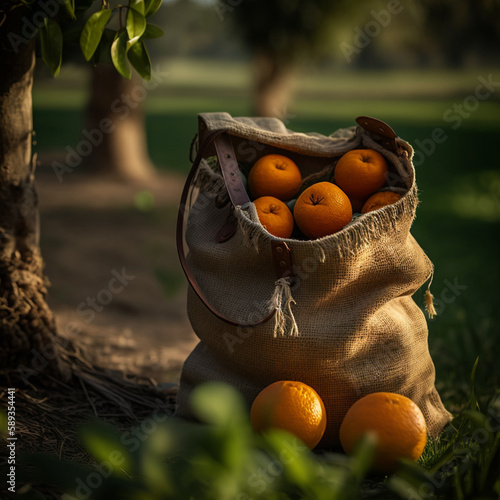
253, 196, 294, 239
334, 149, 388, 200
250, 380, 327, 449
248, 154, 302, 201
362, 191, 402, 214
339, 392, 427, 474
294, 182, 352, 239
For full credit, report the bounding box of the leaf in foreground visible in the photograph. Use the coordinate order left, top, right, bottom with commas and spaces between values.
39, 18, 63, 77
80, 9, 113, 62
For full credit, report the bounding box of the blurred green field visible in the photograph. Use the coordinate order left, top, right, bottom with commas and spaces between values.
33, 60, 500, 404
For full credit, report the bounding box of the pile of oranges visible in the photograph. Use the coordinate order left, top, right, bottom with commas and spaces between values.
250, 380, 427, 474
246, 150, 402, 239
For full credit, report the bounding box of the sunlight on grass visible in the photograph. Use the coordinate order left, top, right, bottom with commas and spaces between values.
295, 67, 500, 98
33, 87, 500, 131
448, 171, 500, 222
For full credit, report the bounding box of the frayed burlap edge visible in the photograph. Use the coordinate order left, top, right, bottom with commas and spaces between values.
188, 120, 437, 333
235, 185, 419, 260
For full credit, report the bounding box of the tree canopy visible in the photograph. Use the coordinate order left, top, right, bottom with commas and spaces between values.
2, 0, 164, 79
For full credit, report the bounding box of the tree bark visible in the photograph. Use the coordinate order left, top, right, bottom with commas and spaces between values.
0, 13, 61, 371
252, 50, 295, 118
83, 65, 155, 183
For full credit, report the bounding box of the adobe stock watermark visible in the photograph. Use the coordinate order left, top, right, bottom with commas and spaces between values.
405, 406, 500, 499
431, 277, 467, 316
77, 268, 135, 323
412, 74, 500, 167
7, 0, 62, 53
75, 407, 170, 499
350, 339, 402, 396
340, 0, 409, 63
52, 66, 169, 182
222, 247, 325, 354
237, 437, 309, 499
214, 0, 243, 22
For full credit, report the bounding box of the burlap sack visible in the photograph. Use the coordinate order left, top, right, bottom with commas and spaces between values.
174, 112, 451, 447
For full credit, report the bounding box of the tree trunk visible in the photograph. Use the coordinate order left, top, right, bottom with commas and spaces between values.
83, 65, 155, 183
252, 50, 295, 118
0, 14, 61, 371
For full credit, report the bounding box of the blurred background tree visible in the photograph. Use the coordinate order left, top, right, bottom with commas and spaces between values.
231, 0, 351, 116
418, 0, 500, 68
84, 66, 156, 182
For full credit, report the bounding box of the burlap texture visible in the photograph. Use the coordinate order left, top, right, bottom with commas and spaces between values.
175, 112, 452, 447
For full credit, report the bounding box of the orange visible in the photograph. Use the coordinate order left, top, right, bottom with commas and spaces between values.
253, 196, 294, 238
248, 154, 302, 201
293, 182, 352, 239
361, 191, 402, 214
334, 149, 388, 199
339, 392, 427, 474
250, 381, 327, 449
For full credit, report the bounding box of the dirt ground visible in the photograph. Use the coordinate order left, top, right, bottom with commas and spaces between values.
36, 157, 199, 384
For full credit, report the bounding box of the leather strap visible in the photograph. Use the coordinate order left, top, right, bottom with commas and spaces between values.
356, 116, 398, 154
176, 130, 283, 327
214, 133, 251, 207
271, 241, 293, 279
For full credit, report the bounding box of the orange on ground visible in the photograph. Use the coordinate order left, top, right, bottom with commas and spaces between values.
250, 381, 327, 449
294, 182, 352, 239
361, 191, 402, 214
254, 196, 294, 238
339, 392, 427, 474
248, 154, 302, 201
334, 149, 388, 199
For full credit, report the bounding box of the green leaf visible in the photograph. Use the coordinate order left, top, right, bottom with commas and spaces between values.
140, 425, 174, 496
126, 6, 147, 40
78, 420, 134, 476
127, 40, 151, 80
59, 0, 76, 19
130, 0, 145, 15
145, 0, 162, 17
23, 454, 96, 491
388, 475, 426, 500
262, 429, 312, 488
191, 382, 247, 426
454, 465, 465, 500
39, 18, 62, 77
142, 23, 164, 39
111, 30, 132, 79
469, 357, 480, 411
80, 9, 112, 62
94, 29, 115, 65
349, 431, 377, 478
